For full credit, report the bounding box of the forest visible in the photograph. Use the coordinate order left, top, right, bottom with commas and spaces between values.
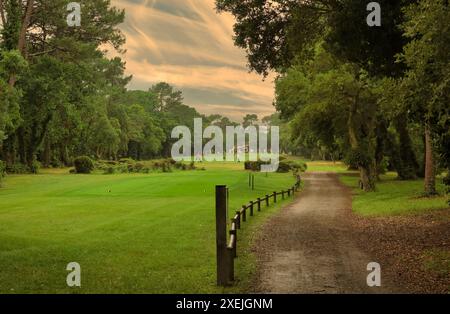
217, 0, 449, 195
0, 0, 265, 177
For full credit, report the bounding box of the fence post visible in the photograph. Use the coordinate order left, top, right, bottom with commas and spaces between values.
250, 201, 254, 216
215, 185, 228, 286
266, 195, 269, 207
252, 174, 255, 190
242, 206, 247, 222
227, 247, 234, 282
287, 189, 291, 197
282, 190, 285, 200
257, 198, 261, 211
273, 192, 277, 203
230, 228, 237, 258
235, 211, 241, 229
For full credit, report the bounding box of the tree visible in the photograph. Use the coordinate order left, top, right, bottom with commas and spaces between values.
0, 0, 127, 168
399, 0, 450, 195
275, 48, 381, 191
150, 82, 184, 112
243, 114, 258, 128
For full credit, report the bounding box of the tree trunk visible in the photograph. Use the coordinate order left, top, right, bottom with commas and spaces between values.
348, 102, 376, 192
424, 125, 436, 195
8, 0, 34, 87
359, 165, 376, 192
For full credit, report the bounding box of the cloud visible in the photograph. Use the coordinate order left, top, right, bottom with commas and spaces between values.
110, 0, 276, 121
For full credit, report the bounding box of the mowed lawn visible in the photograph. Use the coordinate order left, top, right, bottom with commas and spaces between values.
0, 163, 296, 294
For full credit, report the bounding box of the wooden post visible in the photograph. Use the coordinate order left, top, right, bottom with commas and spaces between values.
227, 187, 229, 210
242, 206, 247, 222
282, 191, 285, 200
252, 174, 255, 190
216, 185, 228, 286
257, 198, 261, 211
273, 192, 277, 203
287, 189, 291, 197
227, 247, 234, 281
235, 211, 241, 229
266, 195, 269, 207
250, 201, 254, 216
248, 173, 251, 187
230, 228, 237, 258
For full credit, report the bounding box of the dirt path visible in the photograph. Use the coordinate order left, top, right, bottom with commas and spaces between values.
252, 172, 395, 294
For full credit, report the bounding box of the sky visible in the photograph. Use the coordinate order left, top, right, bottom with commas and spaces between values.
110, 0, 276, 121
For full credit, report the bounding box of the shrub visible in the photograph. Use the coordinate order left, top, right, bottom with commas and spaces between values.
104, 167, 116, 175
276, 161, 292, 173
286, 160, 307, 172
133, 162, 145, 173
74, 156, 95, 174
7, 163, 28, 174
244, 160, 265, 171
30, 160, 41, 174
119, 158, 135, 165
168, 158, 177, 165
161, 163, 172, 173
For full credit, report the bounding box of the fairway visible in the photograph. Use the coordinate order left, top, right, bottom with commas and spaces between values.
0, 163, 295, 293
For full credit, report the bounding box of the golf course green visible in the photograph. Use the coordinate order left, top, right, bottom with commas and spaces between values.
0, 162, 296, 294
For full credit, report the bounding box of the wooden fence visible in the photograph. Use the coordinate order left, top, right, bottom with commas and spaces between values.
215, 176, 302, 286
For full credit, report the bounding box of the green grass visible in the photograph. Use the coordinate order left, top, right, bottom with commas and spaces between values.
0, 162, 296, 294
339, 172, 448, 216
306, 161, 352, 173
306, 161, 449, 216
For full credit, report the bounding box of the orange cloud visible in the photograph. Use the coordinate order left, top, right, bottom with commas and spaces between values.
110, 0, 276, 121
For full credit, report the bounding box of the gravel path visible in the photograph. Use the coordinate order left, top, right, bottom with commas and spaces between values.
252, 172, 395, 294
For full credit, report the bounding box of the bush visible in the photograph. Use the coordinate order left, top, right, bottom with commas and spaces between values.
285, 160, 307, 172
7, 163, 28, 174
162, 163, 172, 173
168, 158, 177, 166
132, 162, 145, 173
244, 160, 265, 171
74, 156, 95, 174
104, 167, 116, 175
119, 158, 136, 165
30, 160, 41, 174
276, 161, 292, 173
